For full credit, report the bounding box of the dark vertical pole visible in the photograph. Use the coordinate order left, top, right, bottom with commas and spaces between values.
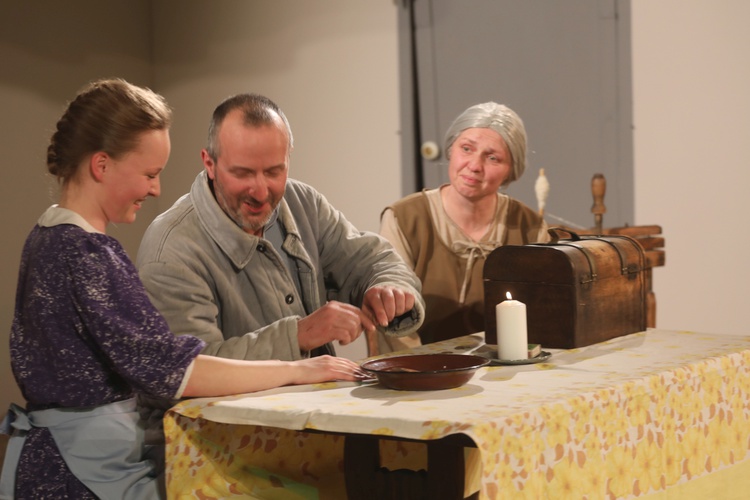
408, 0, 424, 191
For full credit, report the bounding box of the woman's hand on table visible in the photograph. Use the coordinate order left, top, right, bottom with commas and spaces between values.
291, 355, 370, 384
185, 355, 369, 396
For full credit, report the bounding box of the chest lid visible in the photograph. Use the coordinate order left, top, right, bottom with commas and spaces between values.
484, 228, 645, 286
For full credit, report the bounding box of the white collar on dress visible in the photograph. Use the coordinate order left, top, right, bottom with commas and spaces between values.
38, 205, 103, 234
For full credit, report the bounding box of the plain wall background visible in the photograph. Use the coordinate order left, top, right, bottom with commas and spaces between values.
1, 0, 748, 466
631, 0, 750, 338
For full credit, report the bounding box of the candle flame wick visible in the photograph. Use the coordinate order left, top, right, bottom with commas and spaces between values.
506, 291, 512, 300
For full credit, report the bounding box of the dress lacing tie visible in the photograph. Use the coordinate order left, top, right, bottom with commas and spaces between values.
451, 240, 498, 304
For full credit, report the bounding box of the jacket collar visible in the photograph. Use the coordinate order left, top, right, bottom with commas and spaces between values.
191, 170, 260, 268
191, 170, 304, 268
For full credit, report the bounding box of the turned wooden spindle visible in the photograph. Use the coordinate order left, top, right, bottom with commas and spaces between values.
591, 173, 607, 234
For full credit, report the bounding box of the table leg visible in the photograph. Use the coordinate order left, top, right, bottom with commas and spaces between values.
344, 434, 472, 499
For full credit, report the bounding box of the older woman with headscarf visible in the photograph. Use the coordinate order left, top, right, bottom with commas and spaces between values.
378, 102, 549, 353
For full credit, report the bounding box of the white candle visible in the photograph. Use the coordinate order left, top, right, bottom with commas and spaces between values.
496, 292, 528, 360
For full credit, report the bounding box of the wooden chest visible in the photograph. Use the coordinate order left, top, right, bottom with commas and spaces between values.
483, 230, 647, 349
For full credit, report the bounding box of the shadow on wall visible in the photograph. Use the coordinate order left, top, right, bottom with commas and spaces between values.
0, 2, 154, 103
0, 436, 6, 471
152, 0, 386, 81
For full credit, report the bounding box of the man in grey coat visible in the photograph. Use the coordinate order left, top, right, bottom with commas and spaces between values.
137, 93, 424, 362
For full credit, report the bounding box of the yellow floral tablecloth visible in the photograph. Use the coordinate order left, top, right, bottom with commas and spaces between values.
165, 329, 750, 499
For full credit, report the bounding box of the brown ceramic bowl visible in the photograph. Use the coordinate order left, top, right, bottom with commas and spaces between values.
360, 353, 490, 391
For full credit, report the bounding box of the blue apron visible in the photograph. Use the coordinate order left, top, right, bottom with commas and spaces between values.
0, 398, 162, 499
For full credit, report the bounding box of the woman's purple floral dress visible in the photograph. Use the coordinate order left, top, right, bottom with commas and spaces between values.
8, 211, 204, 498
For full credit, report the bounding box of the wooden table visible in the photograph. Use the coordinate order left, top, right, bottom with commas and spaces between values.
165, 329, 750, 499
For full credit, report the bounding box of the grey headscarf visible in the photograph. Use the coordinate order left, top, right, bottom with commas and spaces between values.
443, 102, 527, 187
